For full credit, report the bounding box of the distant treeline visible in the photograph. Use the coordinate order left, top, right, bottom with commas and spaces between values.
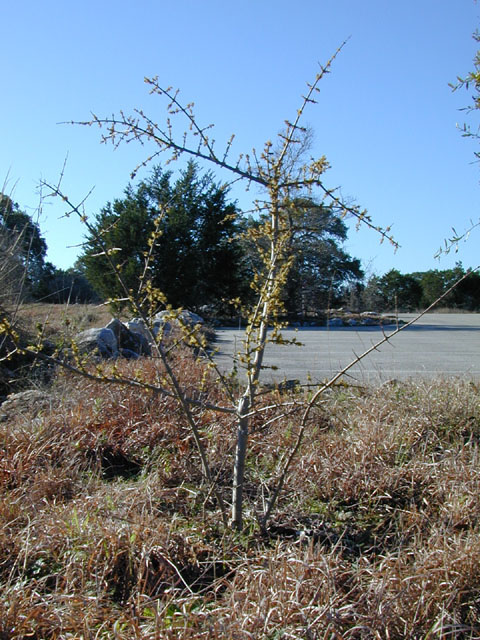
1, 177, 478, 316
358, 266, 480, 312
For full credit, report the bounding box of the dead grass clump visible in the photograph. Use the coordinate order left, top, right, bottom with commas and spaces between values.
0, 478, 230, 639
254, 379, 480, 556
52, 357, 233, 489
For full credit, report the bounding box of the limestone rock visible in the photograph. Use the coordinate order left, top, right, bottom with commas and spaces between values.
75, 327, 118, 358
105, 319, 151, 356
0, 389, 53, 421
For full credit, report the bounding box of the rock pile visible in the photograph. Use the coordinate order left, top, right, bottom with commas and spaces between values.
0, 310, 206, 409
74, 310, 205, 360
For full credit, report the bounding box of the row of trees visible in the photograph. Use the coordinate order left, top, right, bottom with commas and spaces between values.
360, 265, 480, 312
2, 176, 479, 315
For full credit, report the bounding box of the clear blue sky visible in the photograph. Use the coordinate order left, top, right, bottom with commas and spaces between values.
2, 0, 479, 277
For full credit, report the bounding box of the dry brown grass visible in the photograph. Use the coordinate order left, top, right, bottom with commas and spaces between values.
0, 303, 127, 397
13, 302, 119, 341
1, 345, 480, 638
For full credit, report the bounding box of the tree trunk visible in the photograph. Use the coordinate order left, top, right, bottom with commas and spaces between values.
231, 393, 250, 529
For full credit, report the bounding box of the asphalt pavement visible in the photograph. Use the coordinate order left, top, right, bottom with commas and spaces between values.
212, 313, 480, 385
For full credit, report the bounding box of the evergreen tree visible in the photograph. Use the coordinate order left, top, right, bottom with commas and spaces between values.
80, 182, 155, 303
80, 162, 246, 313
33, 263, 99, 303
285, 199, 363, 316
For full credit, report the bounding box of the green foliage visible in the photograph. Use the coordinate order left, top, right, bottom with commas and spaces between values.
80, 161, 246, 313
33, 264, 99, 303
283, 198, 363, 316
0, 194, 48, 299
415, 263, 466, 308
454, 267, 480, 309
372, 269, 423, 311
0, 194, 98, 304
363, 263, 480, 312
80, 181, 154, 304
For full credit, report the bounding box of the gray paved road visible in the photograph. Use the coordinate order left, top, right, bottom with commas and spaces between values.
213, 314, 480, 384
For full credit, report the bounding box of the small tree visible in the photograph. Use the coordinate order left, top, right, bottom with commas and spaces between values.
37, 46, 397, 531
